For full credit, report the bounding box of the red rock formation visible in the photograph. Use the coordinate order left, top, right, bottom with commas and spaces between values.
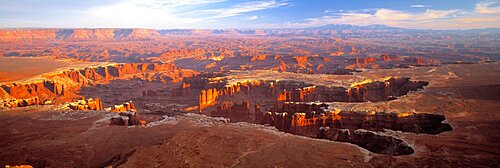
380, 54, 399, 62
0, 97, 41, 108
315, 77, 428, 102
109, 112, 146, 126
110, 101, 136, 112
211, 101, 252, 122
276, 86, 316, 102
250, 54, 267, 61
0, 63, 197, 104
197, 80, 262, 112
67, 98, 103, 111
294, 56, 309, 68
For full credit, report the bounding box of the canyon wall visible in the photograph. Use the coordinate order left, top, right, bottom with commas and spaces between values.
0, 63, 197, 103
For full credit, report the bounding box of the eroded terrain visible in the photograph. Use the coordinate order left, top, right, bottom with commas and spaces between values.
0, 56, 499, 167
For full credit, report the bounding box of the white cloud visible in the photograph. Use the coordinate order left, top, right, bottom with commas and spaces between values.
410, 4, 431, 8
475, 1, 500, 14
282, 1, 500, 29
78, 0, 287, 28
185, 0, 289, 19
248, 16, 259, 20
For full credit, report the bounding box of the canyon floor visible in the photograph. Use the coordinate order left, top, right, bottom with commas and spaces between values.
0, 61, 499, 167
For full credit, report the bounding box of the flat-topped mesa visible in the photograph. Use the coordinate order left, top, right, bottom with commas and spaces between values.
70, 63, 196, 83
261, 106, 451, 156
67, 98, 103, 111
315, 77, 428, 102
109, 101, 136, 112
0, 97, 43, 108
262, 108, 452, 136
0, 62, 197, 103
0, 80, 65, 100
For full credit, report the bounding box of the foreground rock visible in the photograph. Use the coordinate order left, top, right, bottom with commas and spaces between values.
109, 112, 146, 126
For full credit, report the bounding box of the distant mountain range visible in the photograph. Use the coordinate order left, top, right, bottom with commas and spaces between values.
305, 24, 408, 31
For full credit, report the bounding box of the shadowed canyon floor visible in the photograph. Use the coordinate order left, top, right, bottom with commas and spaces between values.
0, 60, 499, 167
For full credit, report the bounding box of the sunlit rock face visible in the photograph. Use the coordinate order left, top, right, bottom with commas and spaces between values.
0, 97, 42, 108
0, 63, 197, 105
259, 103, 451, 155
67, 98, 103, 111
109, 101, 136, 112
261, 103, 452, 135
316, 77, 428, 102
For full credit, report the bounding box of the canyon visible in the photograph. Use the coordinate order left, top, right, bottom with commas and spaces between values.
0, 27, 499, 167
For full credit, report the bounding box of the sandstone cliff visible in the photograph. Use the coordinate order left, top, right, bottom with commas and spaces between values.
0, 63, 197, 104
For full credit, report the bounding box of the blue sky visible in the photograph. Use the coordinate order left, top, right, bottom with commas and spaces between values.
0, 0, 499, 29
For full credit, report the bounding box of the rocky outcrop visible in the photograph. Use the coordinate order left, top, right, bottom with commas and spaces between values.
261, 107, 450, 155
109, 101, 136, 112
109, 112, 146, 126
197, 80, 264, 112
0, 80, 65, 99
321, 129, 414, 156
211, 101, 255, 122
262, 108, 452, 135
276, 86, 316, 102
67, 98, 103, 111
0, 97, 42, 108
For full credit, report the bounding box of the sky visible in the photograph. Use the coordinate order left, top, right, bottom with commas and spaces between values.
0, 0, 499, 29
